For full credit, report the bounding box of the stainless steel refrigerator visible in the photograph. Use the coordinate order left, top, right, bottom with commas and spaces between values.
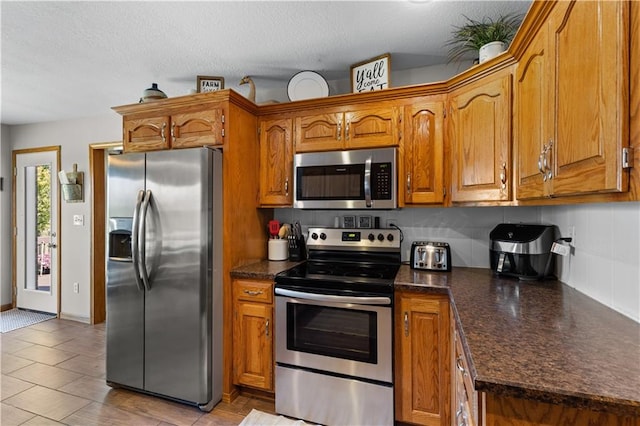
106, 147, 222, 411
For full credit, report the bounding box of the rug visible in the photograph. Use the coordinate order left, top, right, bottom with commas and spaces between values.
0, 308, 57, 333
239, 409, 314, 426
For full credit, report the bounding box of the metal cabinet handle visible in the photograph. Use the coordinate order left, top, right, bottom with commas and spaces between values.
171, 122, 176, 140
500, 162, 507, 191
265, 319, 270, 337
161, 122, 167, 143
337, 120, 342, 141
345, 119, 351, 141
284, 178, 289, 196
406, 172, 411, 194
47, 243, 57, 248
243, 289, 263, 296
456, 355, 465, 373
404, 311, 409, 337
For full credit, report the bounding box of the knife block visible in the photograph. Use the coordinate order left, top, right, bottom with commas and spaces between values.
288, 236, 306, 261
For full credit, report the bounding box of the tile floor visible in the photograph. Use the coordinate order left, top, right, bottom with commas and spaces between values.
1, 318, 275, 425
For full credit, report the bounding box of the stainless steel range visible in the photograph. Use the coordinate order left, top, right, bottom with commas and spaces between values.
274, 227, 401, 426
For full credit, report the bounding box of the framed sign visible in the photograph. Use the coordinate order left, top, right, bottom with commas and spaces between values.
197, 76, 225, 93
350, 53, 391, 93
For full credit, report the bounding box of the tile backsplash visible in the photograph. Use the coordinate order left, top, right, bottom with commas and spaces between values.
275, 202, 640, 323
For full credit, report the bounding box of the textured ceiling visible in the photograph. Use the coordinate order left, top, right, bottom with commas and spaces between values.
1, 1, 531, 125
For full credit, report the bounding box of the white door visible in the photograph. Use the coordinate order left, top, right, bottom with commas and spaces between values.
15, 149, 59, 314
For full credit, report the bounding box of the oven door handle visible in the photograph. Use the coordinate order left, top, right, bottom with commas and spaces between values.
275, 288, 391, 305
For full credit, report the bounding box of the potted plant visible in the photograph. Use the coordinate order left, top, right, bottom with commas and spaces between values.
446, 13, 523, 64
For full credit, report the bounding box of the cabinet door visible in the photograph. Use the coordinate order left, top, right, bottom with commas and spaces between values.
294, 112, 343, 152
515, 23, 552, 200
171, 109, 224, 148
123, 116, 170, 152
259, 117, 293, 206
233, 301, 273, 391
395, 293, 450, 426
549, 0, 629, 196
345, 106, 399, 149
450, 72, 512, 202
401, 101, 445, 204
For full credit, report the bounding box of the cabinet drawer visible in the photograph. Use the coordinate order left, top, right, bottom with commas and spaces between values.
234, 280, 273, 304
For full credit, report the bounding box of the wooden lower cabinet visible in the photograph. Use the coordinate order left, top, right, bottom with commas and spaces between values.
395, 291, 451, 425
454, 328, 484, 426
484, 395, 640, 426
232, 279, 274, 392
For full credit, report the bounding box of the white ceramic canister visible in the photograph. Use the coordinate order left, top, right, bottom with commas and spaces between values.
268, 239, 289, 261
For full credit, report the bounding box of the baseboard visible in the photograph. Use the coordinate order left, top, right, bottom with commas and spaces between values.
1, 303, 13, 312
59, 312, 91, 324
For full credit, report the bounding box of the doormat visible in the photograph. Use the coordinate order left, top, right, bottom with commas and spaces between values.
0, 308, 56, 333
239, 409, 315, 426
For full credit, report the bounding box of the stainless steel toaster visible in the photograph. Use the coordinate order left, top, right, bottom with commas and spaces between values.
410, 241, 451, 271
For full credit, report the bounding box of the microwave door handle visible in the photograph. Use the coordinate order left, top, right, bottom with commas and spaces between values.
364, 156, 372, 207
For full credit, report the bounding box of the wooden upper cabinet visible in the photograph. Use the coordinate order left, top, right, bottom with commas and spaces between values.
295, 112, 342, 152
449, 70, 512, 203
294, 105, 399, 152
122, 108, 225, 152
515, 25, 552, 200
516, 0, 630, 200
343, 106, 399, 149
171, 109, 224, 148
259, 117, 293, 206
401, 99, 445, 205
123, 116, 171, 152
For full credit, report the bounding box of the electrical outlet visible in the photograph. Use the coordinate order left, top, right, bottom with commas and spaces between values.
568, 225, 576, 246
73, 282, 79, 293
73, 214, 84, 226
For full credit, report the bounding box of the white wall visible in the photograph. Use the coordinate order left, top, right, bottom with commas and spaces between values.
276, 203, 640, 323
1, 125, 13, 306
542, 203, 640, 322
5, 114, 121, 321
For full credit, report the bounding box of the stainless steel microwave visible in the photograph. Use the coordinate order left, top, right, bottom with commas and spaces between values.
293, 147, 397, 209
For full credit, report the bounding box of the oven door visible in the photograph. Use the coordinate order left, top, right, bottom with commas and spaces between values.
275, 288, 392, 384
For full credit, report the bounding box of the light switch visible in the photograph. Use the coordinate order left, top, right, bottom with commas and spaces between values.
73, 214, 84, 226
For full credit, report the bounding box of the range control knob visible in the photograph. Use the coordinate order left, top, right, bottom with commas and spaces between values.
387, 233, 395, 242
311, 233, 318, 240
368, 233, 376, 242
320, 233, 327, 240
377, 233, 385, 242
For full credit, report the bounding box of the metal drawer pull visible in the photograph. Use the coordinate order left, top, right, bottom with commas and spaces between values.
404, 311, 409, 336
243, 289, 264, 296
265, 319, 270, 337
160, 122, 167, 143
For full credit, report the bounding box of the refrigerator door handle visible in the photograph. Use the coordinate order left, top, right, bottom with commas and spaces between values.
139, 189, 152, 291
131, 190, 145, 292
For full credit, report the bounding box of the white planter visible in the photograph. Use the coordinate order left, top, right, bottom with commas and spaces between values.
479, 41, 506, 63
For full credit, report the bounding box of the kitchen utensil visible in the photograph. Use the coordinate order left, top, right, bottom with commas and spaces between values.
268, 220, 281, 238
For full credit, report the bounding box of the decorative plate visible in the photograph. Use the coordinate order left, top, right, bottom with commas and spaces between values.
287, 71, 329, 101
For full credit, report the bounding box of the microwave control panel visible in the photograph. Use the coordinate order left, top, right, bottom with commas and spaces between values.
372, 162, 392, 200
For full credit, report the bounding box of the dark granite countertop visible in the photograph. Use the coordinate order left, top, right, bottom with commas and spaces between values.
395, 265, 640, 417
230, 260, 303, 280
